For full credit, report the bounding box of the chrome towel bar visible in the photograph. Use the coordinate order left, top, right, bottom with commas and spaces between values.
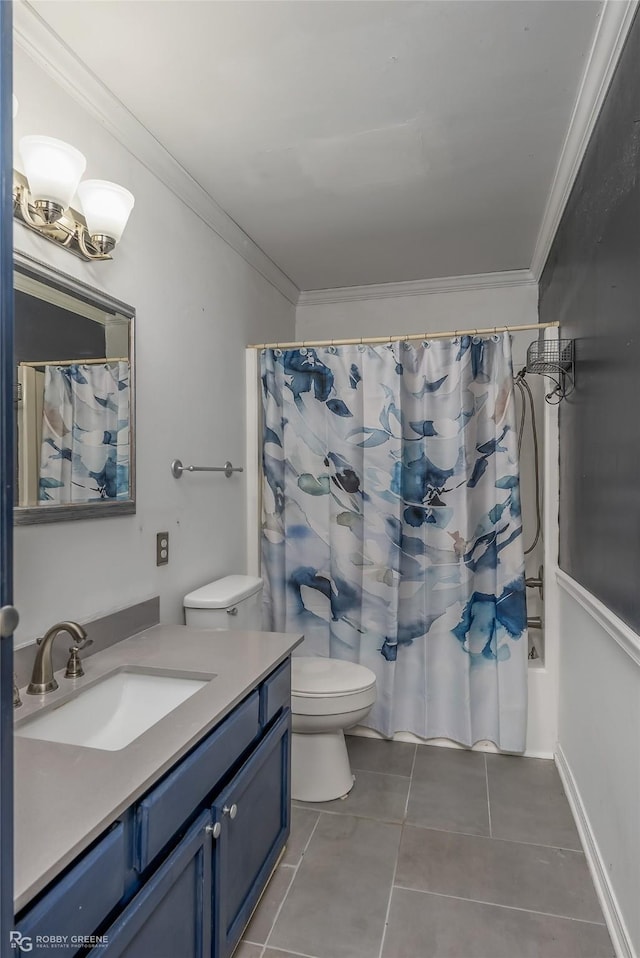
171, 459, 243, 479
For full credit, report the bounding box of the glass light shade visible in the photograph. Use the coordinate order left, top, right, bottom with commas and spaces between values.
77, 179, 135, 244
19, 136, 86, 209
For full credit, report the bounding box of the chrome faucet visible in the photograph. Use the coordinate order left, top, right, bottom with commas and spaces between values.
27, 621, 88, 695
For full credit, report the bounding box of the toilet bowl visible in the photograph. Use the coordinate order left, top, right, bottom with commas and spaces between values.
291, 657, 377, 803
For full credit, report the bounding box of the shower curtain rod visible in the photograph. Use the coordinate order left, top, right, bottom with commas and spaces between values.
19, 357, 128, 368
248, 321, 559, 351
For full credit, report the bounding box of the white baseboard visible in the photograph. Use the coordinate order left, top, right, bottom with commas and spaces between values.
349, 726, 553, 760
555, 744, 635, 958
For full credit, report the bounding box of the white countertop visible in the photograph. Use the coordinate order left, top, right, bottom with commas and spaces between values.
14, 624, 302, 912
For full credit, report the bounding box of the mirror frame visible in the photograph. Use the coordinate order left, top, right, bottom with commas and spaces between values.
13, 250, 136, 525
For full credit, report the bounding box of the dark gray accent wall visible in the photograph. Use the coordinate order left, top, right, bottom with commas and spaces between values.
539, 10, 640, 632
15, 289, 106, 364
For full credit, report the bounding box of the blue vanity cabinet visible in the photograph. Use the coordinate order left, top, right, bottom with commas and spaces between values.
17, 658, 292, 958
211, 707, 291, 958
92, 810, 212, 958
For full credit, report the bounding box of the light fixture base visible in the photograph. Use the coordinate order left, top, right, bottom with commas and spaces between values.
33, 199, 64, 225
90, 234, 116, 256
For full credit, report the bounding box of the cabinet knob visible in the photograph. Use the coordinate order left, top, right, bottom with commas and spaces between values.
206, 822, 221, 839
223, 803, 238, 819
0, 605, 19, 638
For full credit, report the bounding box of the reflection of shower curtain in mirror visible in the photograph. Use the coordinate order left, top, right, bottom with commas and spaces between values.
39, 362, 130, 502
261, 335, 528, 751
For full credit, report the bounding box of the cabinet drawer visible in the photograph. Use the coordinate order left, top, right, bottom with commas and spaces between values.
17, 822, 125, 958
135, 690, 259, 872
259, 658, 290, 728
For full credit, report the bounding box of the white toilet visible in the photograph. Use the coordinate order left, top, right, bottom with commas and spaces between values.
183, 575, 377, 804
290, 656, 376, 803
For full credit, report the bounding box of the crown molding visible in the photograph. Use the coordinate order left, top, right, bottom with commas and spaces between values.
13, 1, 300, 306
531, 0, 639, 281
297, 269, 536, 306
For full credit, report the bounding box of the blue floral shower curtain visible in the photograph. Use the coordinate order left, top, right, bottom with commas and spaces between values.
261, 334, 528, 751
39, 361, 130, 502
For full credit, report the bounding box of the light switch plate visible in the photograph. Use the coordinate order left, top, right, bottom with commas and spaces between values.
156, 532, 169, 566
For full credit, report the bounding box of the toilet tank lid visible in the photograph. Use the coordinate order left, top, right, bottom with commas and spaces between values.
184, 575, 263, 609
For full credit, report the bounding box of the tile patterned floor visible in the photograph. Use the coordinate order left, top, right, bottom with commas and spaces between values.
235, 737, 614, 958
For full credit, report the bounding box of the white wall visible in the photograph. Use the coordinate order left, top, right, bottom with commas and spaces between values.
12, 47, 296, 646
555, 575, 640, 958
296, 282, 538, 344
296, 280, 556, 756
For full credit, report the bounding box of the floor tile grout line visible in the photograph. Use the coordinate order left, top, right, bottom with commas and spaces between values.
485, 753, 492, 838
349, 766, 414, 781
261, 813, 323, 951
377, 823, 404, 958
403, 744, 418, 820
294, 806, 583, 854
293, 806, 406, 826
402, 819, 586, 853
298, 811, 322, 859
392, 885, 607, 926
261, 947, 323, 958
259, 862, 299, 950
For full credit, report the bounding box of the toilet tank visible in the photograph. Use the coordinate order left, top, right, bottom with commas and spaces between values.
184, 575, 263, 631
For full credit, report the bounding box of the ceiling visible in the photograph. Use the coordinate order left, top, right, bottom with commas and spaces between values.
27, 0, 603, 292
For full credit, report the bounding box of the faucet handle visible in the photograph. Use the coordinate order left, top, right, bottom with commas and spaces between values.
64, 639, 93, 679
13, 674, 22, 709
73, 636, 93, 652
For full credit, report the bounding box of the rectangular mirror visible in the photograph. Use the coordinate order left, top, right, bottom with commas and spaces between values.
14, 251, 135, 524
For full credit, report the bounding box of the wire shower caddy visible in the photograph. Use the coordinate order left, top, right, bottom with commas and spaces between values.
525, 338, 574, 402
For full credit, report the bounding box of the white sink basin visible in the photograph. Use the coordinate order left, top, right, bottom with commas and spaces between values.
16, 669, 213, 751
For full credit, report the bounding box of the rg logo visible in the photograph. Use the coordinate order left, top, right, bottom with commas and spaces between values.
9, 931, 33, 952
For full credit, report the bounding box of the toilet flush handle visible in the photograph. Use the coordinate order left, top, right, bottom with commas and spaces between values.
226, 607, 238, 616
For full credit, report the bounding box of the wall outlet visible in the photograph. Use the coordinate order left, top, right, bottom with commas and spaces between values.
156, 532, 169, 566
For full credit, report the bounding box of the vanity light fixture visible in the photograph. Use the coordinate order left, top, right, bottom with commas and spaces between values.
13, 134, 135, 261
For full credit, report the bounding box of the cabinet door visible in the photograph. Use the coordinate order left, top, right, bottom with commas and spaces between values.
211, 708, 290, 958
93, 810, 212, 958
